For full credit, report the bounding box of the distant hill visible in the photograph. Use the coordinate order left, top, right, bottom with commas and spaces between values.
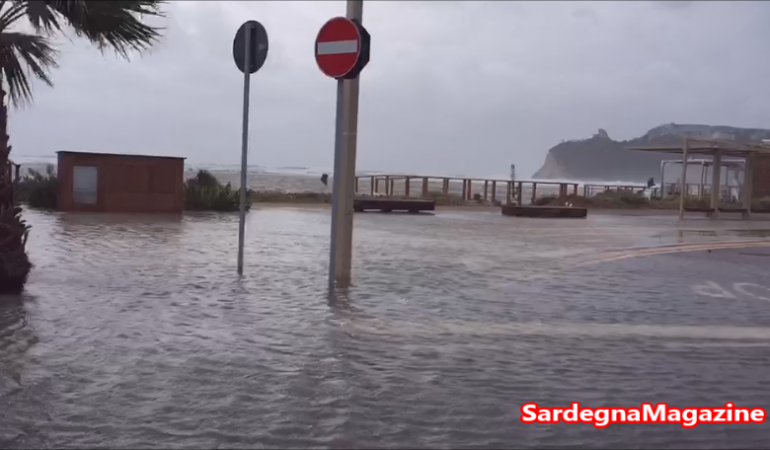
532, 124, 770, 182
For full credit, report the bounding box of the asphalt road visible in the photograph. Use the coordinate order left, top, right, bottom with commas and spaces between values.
540, 243, 770, 329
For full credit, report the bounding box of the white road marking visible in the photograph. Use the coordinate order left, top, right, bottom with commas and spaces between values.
733, 282, 770, 302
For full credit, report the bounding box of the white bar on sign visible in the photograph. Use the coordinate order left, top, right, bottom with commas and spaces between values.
317, 40, 358, 55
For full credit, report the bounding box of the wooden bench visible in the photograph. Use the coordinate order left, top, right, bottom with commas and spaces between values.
718, 207, 750, 218
353, 197, 435, 213
684, 207, 750, 218
684, 207, 716, 217
501, 205, 587, 218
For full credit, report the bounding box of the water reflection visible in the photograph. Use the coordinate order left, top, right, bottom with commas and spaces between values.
327, 288, 363, 315
0, 294, 34, 353
0, 293, 37, 414
54, 212, 185, 247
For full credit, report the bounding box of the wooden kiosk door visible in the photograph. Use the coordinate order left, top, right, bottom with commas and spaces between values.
72, 165, 99, 209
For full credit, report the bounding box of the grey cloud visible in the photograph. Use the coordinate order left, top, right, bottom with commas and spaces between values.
10, 0, 770, 178
653, 1, 695, 11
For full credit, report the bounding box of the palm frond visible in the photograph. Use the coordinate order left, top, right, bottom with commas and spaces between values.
0, 18, 59, 106
0, 0, 27, 30
16, 0, 58, 31
16, 0, 166, 59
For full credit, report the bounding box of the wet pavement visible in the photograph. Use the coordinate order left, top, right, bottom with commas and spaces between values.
1, 208, 769, 449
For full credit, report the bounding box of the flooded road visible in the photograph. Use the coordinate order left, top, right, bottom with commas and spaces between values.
1, 208, 769, 449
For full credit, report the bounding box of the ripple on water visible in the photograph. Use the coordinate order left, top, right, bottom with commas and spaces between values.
0, 209, 769, 449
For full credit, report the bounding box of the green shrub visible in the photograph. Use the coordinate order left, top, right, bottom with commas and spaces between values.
187, 169, 220, 189
533, 195, 556, 206
591, 190, 651, 208
184, 170, 251, 212
251, 191, 332, 203
423, 191, 469, 206
651, 196, 715, 210
16, 165, 57, 209
752, 196, 770, 211
533, 190, 654, 209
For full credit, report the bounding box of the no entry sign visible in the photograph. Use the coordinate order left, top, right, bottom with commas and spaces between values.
315, 17, 370, 80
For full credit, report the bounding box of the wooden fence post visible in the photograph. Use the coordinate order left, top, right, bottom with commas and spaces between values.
491, 181, 497, 203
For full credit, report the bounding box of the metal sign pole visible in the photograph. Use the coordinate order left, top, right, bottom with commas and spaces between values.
315, 7, 370, 289
328, 79, 345, 290
334, 0, 364, 288
237, 24, 252, 276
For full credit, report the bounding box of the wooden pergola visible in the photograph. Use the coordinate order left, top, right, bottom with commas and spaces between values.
658, 158, 744, 199
629, 138, 770, 219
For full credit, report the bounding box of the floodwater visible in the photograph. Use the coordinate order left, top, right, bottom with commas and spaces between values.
2, 208, 770, 449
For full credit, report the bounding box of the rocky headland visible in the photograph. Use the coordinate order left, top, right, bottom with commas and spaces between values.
532, 123, 770, 182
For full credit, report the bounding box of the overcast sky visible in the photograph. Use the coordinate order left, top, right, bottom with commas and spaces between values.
9, 0, 770, 177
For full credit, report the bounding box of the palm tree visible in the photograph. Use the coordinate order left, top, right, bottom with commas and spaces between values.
0, 0, 165, 293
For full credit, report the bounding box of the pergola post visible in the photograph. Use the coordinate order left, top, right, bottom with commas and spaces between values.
711, 149, 722, 218
659, 161, 666, 199
699, 161, 706, 198
743, 152, 754, 217
678, 138, 689, 220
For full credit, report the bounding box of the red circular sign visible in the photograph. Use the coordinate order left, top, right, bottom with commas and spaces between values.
315, 17, 362, 79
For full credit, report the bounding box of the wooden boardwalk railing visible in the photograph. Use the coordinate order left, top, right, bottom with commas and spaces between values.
354, 174, 647, 205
